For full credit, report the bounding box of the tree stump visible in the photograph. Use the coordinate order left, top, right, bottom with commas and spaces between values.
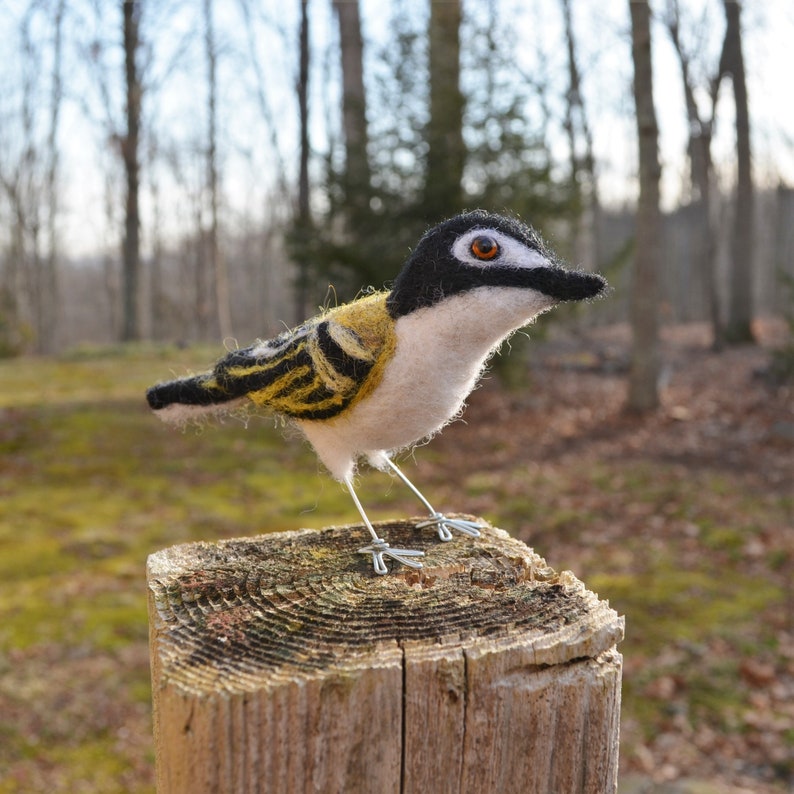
147, 519, 624, 794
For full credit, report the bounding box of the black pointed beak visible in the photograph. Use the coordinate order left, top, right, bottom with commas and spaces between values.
528, 265, 607, 302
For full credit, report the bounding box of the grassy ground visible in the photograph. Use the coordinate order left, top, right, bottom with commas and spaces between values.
0, 326, 792, 792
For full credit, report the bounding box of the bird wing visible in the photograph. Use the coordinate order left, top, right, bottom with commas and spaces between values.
214, 291, 396, 421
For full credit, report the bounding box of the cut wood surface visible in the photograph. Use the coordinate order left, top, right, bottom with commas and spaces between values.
148, 519, 625, 794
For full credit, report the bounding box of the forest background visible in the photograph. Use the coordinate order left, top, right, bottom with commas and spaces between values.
0, 0, 793, 792
1, 0, 793, 356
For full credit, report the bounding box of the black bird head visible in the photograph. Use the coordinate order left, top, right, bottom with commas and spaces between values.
387, 210, 607, 318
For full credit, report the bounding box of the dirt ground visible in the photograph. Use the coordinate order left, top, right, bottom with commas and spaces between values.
427, 320, 794, 793
0, 320, 791, 793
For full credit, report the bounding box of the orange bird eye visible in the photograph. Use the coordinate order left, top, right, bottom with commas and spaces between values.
470, 235, 499, 260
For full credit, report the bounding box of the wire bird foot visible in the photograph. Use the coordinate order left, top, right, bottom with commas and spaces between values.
415, 513, 484, 542
381, 460, 485, 543
357, 538, 425, 575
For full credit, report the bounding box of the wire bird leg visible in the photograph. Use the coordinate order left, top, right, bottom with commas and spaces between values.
344, 477, 425, 575
384, 458, 484, 542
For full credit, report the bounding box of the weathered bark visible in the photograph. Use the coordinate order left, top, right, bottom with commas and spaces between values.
664, 0, 723, 349
148, 520, 624, 793
293, 0, 312, 326
203, 0, 232, 341
561, 0, 600, 272
39, 0, 65, 354
424, 0, 465, 219
720, 0, 755, 344
0, 3, 65, 354
148, 166, 166, 341
627, 0, 662, 412
121, 0, 142, 342
333, 0, 371, 216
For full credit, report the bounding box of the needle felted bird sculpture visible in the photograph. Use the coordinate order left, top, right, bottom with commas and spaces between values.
147, 210, 606, 574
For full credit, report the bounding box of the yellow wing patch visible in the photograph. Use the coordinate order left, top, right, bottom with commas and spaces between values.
212, 291, 397, 421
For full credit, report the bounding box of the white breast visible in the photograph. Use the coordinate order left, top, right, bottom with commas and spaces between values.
298, 287, 554, 480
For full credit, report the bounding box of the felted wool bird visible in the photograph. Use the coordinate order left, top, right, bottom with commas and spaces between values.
147, 210, 606, 574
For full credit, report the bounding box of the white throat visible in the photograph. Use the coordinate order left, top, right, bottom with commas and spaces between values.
299, 286, 554, 480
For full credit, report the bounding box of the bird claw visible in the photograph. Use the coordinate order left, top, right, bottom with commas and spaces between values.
358, 538, 425, 575
415, 512, 484, 542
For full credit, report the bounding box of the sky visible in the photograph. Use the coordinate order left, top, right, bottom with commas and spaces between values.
1, 0, 793, 259
282, 0, 794, 209
492, 0, 794, 208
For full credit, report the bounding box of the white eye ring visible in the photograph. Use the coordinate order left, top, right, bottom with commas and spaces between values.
452, 229, 549, 270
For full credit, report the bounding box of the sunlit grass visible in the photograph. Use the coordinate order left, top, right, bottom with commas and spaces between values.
0, 345, 791, 790
0, 346, 417, 791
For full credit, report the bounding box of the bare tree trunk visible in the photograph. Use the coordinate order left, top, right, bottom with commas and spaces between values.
39, 0, 65, 354
664, 0, 723, 349
0, 6, 45, 354
10, 9, 39, 352
121, 0, 142, 342
203, 0, 232, 341
424, 0, 464, 219
333, 0, 371, 218
3, 185, 32, 353
102, 168, 120, 339
194, 197, 209, 340
293, 0, 312, 326
238, 0, 290, 201
148, 139, 166, 341
720, 0, 755, 344
561, 0, 600, 272
627, 0, 662, 413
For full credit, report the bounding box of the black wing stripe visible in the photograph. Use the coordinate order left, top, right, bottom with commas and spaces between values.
316, 321, 374, 382
214, 345, 312, 397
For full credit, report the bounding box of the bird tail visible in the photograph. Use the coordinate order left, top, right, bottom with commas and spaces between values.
146, 372, 243, 424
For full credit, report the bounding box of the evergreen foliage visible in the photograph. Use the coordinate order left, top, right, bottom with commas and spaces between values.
306, 0, 578, 302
